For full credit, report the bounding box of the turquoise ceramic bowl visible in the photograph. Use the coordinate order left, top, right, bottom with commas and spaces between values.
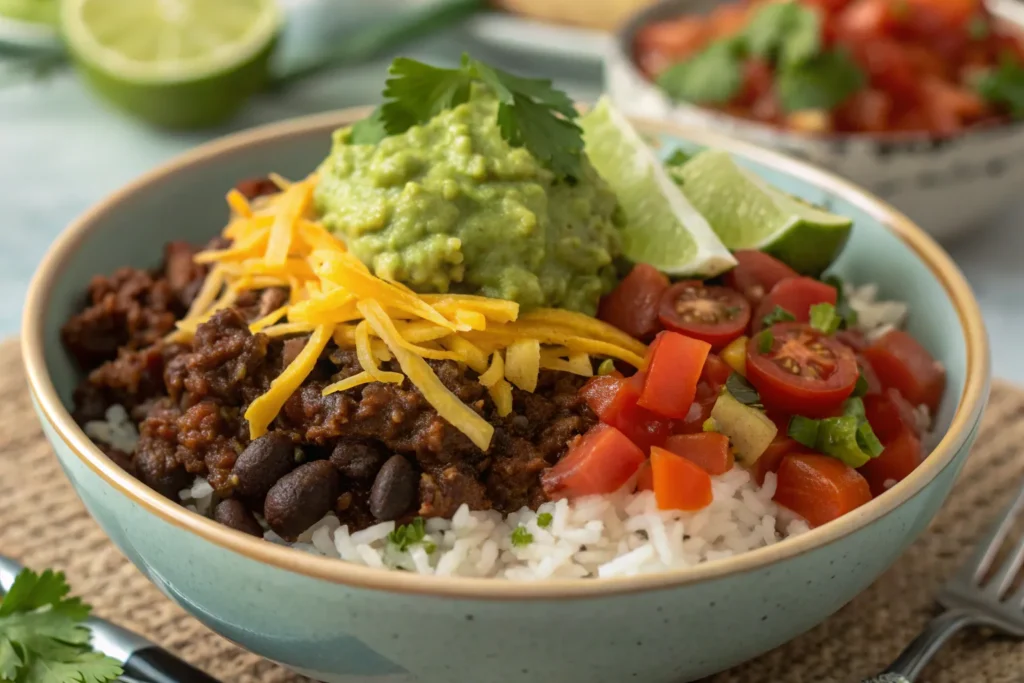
23, 109, 990, 683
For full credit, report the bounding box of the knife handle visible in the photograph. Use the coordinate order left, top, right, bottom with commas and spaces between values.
123, 647, 220, 683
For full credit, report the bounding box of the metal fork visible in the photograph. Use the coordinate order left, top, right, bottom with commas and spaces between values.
862, 481, 1024, 682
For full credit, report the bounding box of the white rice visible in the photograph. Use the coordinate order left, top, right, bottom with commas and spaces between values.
83, 283, 931, 579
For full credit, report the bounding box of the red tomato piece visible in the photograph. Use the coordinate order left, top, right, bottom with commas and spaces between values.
835, 329, 868, 351
746, 323, 860, 417
862, 330, 946, 413
835, 0, 897, 42
864, 387, 922, 442
836, 89, 892, 132
542, 424, 646, 500
753, 277, 838, 330
701, 353, 733, 391
650, 447, 714, 511
636, 460, 655, 492
755, 435, 804, 485
664, 432, 734, 475
658, 281, 752, 349
736, 58, 774, 106
673, 396, 717, 435
773, 453, 873, 527
582, 373, 672, 453
597, 264, 669, 342
723, 250, 799, 304
638, 332, 711, 419
579, 374, 624, 418
858, 426, 923, 496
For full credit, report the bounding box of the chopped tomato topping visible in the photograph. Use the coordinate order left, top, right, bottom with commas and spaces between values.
773, 453, 872, 527
597, 264, 670, 341
754, 277, 838, 330
581, 373, 672, 452
664, 432, 734, 475
862, 329, 946, 413
701, 353, 734, 391
858, 425, 923, 496
658, 281, 751, 349
755, 435, 805, 485
724, 250, 799, 304
650, 446, 714, 511
673, 395, 717, 435
542, 424, 646, 500
864, 387, 921, 442
636, 460, 655, 491
638, 332, 711, 419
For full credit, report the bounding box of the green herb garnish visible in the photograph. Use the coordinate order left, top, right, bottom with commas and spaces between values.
776, 50, 865, 113
511, 526, 534, 547
973, 55, 1024, 119
757, 330, 774, 354
537, 513, 553, 528
786, 397, 884, 468
664, 149, 692, 167
0, 569, 122, 683
761, 305, 796, 327
657, 39, 745, 105
824, 274, 858, 328
597, 358, 617, 376
354, 55, 584, 179
388, 517, 428, 552
788, 415, 820, 448
725, 373, 763, 408
809, 302, 840, 334
851, 371, 870, 398
744, 0, 821, 67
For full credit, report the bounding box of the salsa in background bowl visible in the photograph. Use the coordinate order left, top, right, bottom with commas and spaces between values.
607, 0, 1024, 240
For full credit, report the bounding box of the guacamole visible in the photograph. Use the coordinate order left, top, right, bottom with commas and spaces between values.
313, 92, 624, 314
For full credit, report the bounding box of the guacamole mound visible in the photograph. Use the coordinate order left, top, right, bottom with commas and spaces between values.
313, 92, 624, 315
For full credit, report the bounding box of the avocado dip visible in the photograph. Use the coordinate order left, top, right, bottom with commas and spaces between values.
313, 89, 624, 315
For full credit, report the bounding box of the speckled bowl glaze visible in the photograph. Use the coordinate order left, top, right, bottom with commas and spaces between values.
607, 0, 1024, 242
23, 109, 989, 683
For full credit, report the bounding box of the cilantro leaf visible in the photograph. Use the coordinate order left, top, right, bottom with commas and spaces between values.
379, 58, 473, 134
536, 512, 553, 528
0, 637, 20, 681
809, 302, 840, 334
973, 55, 1024, 119
497, 93, 584, 180
21, 649, 122, 683
472, 61, 578, 120
0, 571, 85, 621
349, 107, 388, 145
776, 50, 865, 112
511, 526, 534, 547
757, 329, 774, 353
744, 1, 820, 67
388, 518, 428, 552
761, 305, 796, 327
725, 373, 763, 408
658, 40, 745, 106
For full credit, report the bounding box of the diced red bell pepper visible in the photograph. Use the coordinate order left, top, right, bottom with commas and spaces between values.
664, 432, 734, 475
638, 331, 711, 419
650, 446, 714, 511
542, 424, 646, 500
581, 373, 671, 453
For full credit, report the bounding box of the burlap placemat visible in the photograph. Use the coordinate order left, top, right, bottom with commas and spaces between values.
1, 338, 1021, 683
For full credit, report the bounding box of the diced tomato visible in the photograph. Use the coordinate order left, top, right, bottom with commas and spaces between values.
737, 58, 774, 106
850, 39, 920, 104
650, 447, 714, 511
597, 263, 669, 342
658, 281, 752, 349
701, 353, 733, 391
724, 250, 799, 304
905, 0, 980, 29
542, 424, 646, 500
636, 460, 655, 491
755, 435, 804, 485
920, 77, 985, 134
835, 0, 897, 41
856, 353, 884, 395
836, 89, 892, 132
708, 4, 749, 37
673, 395, 716, 435
638, 332, 711, 419
773, 453, 873, 527
862, 330, 946, 413
753, 277, 838, 330
864, 387, 921, 442
583, 373, 672, 452
664, 432, 734, 475
746, 323, 860, 417
634, 17, 709, 61
858, 426, 923, 496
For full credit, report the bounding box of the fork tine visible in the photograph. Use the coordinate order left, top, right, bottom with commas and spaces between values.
989, 534, 1024, 597
957, 482, 1024, 585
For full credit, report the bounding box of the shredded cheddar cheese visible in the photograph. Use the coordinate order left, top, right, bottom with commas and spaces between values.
180, 176, 647, 449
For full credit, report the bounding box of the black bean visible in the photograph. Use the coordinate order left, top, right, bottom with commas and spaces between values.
264, 460, 341, 540
330, 440, 386, 480
231, 432, 296, 499
135, 443, 192, 499
214, 499, 264, 537
369, 455, 417, 521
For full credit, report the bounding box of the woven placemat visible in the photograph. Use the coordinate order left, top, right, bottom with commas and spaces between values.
2, 338, 1022, 683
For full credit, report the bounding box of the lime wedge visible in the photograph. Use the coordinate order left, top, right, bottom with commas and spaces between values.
581, 98, 736, 277
62, 0, 281, 128
677, 150, 852, 275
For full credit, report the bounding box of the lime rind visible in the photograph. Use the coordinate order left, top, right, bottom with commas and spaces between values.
61, 0, 281, 84
581, 98, 736, 278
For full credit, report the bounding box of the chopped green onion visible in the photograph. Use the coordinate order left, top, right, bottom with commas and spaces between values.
388, 517, 427, 551
824, 274, 858, 328
597, 358, 617, 376
537, 512, 553, 528
511, 526, 534, 547
842, 396, 866, 421
856, 421, 884, 457
423, 541, 438, 554
757, 329, 774, 354
761, 305, 796, 327
852, 371, 869, 397
810, 302, 840, 334
702, 417, 719, 432
788, 415, 820, 448
725, 373, 762, 408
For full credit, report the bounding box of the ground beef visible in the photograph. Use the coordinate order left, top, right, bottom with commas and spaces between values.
65, 246, 598, 534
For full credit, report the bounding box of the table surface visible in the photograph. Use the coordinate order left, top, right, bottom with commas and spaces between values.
3, 16, 1023, 383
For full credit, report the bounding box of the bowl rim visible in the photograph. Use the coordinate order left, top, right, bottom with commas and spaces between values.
22, 106, 990, 600
612, 0, 1024, 146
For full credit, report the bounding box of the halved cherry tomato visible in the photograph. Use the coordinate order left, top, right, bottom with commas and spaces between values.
636, 460, 655, 491
755, 435, 804, 485
746, 323, 859, 417
542, 424, 646, 500
856, 352, 883, 395
597, 264, 669, 342
638, 332, 711, 419
650, 446, 714, 511
858, 426, 922, 496
753, 277, 838, 330
862, 329, 946, 413
701, 353, 733, 391
723, 250, 799, 304
864, 387, 921, 442
580, 373, 671, 452
664, 432, 734, 475
658, 281, 751, 349
773, 453, 872, 527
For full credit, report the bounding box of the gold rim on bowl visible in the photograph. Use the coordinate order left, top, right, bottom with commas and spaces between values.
22, 107, 990, 600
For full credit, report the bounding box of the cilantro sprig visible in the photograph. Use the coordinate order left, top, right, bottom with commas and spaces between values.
350, 55, 584, 180
0, 569, 122, 683
972, 54, 1024, 120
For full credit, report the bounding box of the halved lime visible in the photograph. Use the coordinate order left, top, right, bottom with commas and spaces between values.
581, 97, 736, 278
61, 0, 281, 128
677, 149, 852, 275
